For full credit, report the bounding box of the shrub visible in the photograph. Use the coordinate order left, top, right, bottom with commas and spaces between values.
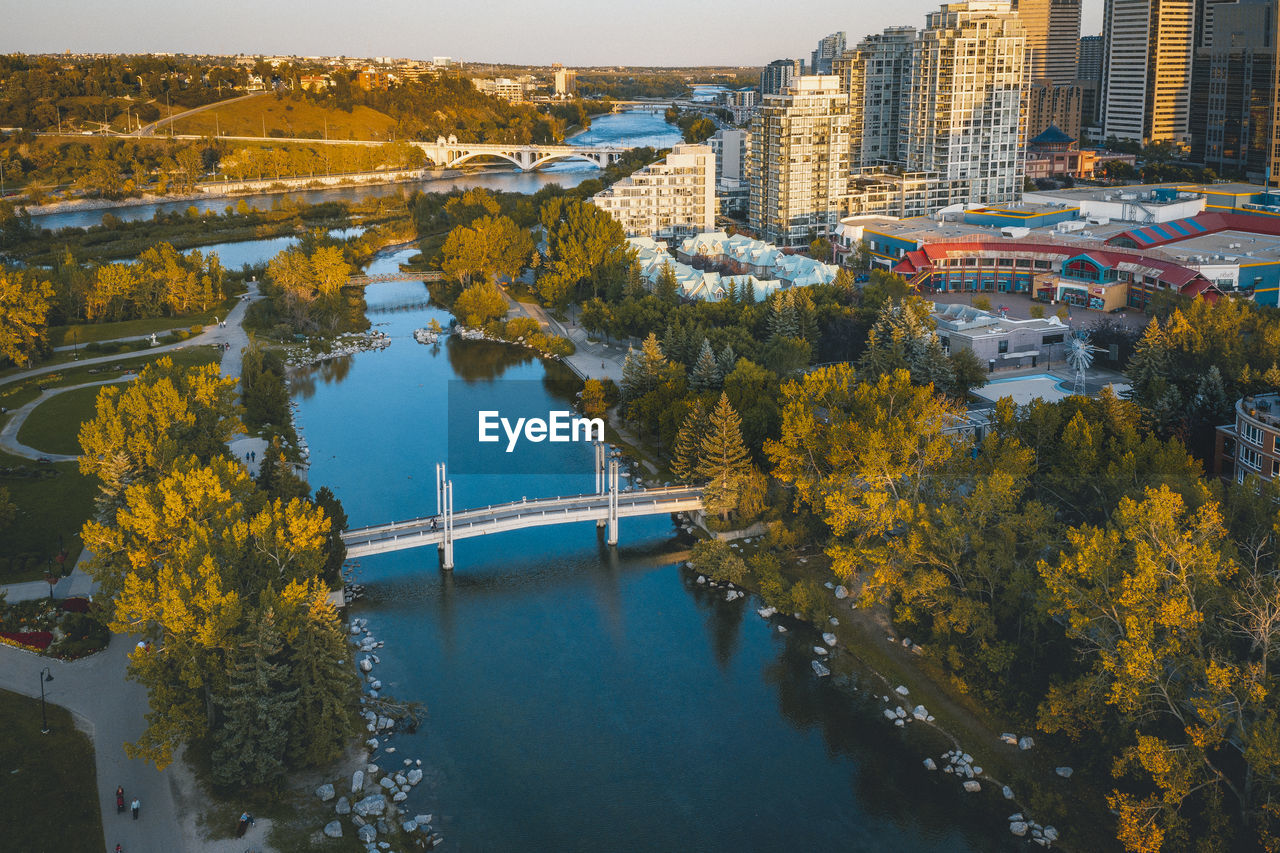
189, 324, 204, 335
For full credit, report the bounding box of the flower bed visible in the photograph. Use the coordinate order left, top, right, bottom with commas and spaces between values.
0, 630, 53, 651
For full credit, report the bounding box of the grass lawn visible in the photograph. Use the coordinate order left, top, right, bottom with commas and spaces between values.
0, 450, 96, 583
0, 341, 224, 392
170, 92, 397, 141
47, 297, 241, 348
17, 386, 107, 457
0, 689, 103, 853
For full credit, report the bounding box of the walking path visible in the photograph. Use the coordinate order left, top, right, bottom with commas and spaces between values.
0, 376, 134, 462
0, 284, 259, 391
0, 280, 266, 852
504, 293, 627, 384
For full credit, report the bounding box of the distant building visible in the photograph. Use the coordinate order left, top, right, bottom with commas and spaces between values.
678, 231, 840, 288
722, 88, 758, 124
357, 66, 387, 91
1189, 0, 1275, 182
1024, 124, 1107, 179
1215, 392, 1280, 481
709, 129, 749, 184
1101, 0, 1195, 143
1028, 80, 1084, 140
300, 74, 332, 92
1077, 34, 1105, 127
628, 236, 777, 303
842, 168, 973, 219
589, 144, 715, 241
760, 59, 805, 95
1015, 0, 1083, 84
473, 77, 530, 102
811, 31, 847, 75
552, 63, 576, 98
748, 75, 851, 246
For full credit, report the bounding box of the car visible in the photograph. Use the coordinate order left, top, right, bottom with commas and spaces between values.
36, 457, 52, 464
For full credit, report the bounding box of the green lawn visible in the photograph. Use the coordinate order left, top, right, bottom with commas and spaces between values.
47, 297, 240, 348
0, 450, 96, 583
17, 386, 108, 456
0, 689, 103, 853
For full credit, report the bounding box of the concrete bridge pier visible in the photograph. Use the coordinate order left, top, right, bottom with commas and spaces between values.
607, 459, 619, 546
595, 441, 608, 530
441, 479, 455, 570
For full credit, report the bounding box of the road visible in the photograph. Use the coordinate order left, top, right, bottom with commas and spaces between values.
132, 92, 264, 137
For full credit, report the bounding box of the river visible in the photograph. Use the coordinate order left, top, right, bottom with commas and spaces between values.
286, 259, 1017, 852
29, 111, 684, 232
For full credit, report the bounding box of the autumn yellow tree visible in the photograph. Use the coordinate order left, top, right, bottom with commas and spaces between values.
78, 357, 242, 509
0, 269, 54, 366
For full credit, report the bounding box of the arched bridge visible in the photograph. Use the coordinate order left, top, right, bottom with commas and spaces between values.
341, 455, 703, 568
412, 138, 630, 172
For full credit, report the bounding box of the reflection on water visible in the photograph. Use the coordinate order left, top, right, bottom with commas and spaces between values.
284, 276, 1014, 852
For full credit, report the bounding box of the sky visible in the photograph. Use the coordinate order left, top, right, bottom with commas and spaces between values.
3, 0, 1105, 66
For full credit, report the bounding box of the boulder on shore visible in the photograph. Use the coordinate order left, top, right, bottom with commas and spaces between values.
323, 820, 343, 838
351, 769, 364, 794
315, 783, 335, 802
407, 768, 423, 786
963, 780, 981, 793
357, 823, 376, 843
335, 796, 351, 815
1018, 736, 1035, 750
1055, 766, 1073, 779
1010, 821, 1029, 837
353, 794, 387, 817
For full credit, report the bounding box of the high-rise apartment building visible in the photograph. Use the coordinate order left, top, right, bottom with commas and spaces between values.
552, 63, 576, 98
902, 1, 1029, 204
811, 31, 847, 75
1077, 34, 1105, 126
760, 59, 805, 95
1190, 0, 1275, 180
748, 76, 851, 246
589, 144, 715, 240
834, 26, 917, 167
1015, 0, 1084, 84
1101, 0, 1195, 142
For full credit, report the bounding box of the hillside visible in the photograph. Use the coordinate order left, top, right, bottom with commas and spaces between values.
169, 92, 398, 141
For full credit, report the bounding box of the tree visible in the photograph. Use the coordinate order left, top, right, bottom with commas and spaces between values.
538, 197, 632, 307
948, 347, 988, 399
698, 393, 751, 519
580, 378, 608, 420
690, 338, 722, 391
766, 366, 963, 586
78, 357, 242, 509
453, 282, 507, 327
621, 332, 668, 402
441, 215, 532, 288
211, 609, 297, 786
671, 400, 707, 483
0, 269, 54, 366
809, 237, 832, 262
279, 581, 359, 768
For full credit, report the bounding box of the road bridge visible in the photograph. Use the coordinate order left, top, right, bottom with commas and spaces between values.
341, 451, 702, 568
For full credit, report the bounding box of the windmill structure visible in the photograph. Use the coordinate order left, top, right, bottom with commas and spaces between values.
1065, 331, 1104, 396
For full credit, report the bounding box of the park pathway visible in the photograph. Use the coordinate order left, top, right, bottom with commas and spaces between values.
0, 376, 133, 462
0, 280, 266, 852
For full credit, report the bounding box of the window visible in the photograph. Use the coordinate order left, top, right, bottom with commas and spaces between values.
1241, 447, 1262, 471
1242, 422, 1264, 446
998, 340, 1009, 354
1042, 334, 1065, 345
1273, 458, 1280, 478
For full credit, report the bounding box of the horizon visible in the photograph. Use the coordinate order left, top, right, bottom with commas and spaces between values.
5, 0, 1105, 67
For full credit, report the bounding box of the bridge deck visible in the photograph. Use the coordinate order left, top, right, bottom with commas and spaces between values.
342, 486, 702, 559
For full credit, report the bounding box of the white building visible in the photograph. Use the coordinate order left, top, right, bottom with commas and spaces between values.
835, 26, 917, 168
748, 75, 851, 247
902, 0, 1029, 205
589, 144, 715, 241
552, 63, 576, 98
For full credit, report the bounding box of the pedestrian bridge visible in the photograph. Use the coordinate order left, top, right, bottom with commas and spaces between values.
340, 457, 702, 568
412, 138, 630, 171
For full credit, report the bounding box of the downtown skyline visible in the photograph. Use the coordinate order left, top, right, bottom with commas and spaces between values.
2, 0, 1107, 66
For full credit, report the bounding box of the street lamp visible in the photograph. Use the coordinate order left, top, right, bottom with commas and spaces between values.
38, 667, 53, 734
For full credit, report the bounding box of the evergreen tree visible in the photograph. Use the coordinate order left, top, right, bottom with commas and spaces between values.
742, 278, 757, 304
671, 400, 707, 483
767, 290, 799, 340
313, 486, 348, 585
698, 393, 751, 519
621, 333, 668, 402
211, 610, 298, 787
284, 592, 359, 768
655, 263, 680, 303
257, 437, 309, 502
916, 335, 956, 394
716, 344, 736, 379
1124, 318, 1170, 408
793, 288, 819, 343
690, 338, 722, 391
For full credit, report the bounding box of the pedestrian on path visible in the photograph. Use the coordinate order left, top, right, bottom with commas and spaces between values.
115, 845, 123, 853
131, 798, 139, 820
115, 786, 124, 813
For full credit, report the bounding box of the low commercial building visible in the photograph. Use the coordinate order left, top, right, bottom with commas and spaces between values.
1215, 392, 1280, 483
628, 237, 776, 303
932, 303, 1072, 369
589, 144, 715, 241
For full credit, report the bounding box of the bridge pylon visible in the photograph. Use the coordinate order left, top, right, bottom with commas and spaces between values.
442, 479, 455, 570
607, 458, 619, 546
